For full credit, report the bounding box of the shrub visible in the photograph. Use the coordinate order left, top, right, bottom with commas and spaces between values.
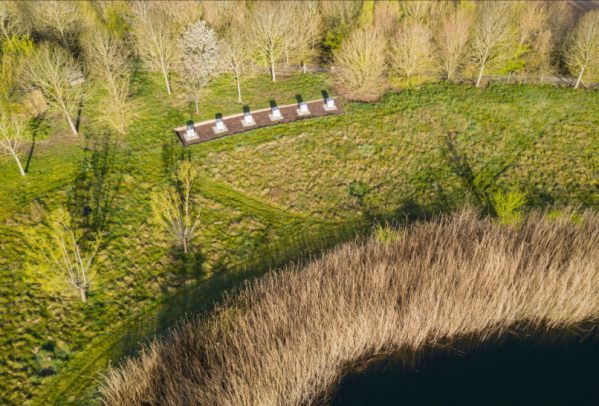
332, 27, 387, 102
492, 189, 527, 225
101, 210, 599, 405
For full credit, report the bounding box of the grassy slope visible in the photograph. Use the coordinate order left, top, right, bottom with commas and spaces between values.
0, 72, 597, 404
203, 84, 599, 218
0, 72, 331, 405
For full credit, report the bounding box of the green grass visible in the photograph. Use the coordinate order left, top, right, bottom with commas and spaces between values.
0, 71, 597, 405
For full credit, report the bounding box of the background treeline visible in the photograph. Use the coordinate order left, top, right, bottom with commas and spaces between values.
0, 1, 597, 145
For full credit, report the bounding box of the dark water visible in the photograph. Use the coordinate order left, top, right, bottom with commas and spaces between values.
331, 335, 599, 406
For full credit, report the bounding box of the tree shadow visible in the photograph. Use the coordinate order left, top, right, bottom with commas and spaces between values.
24, 116, 50, 173
439, 131, 525, 214
161, 136, 189, 178
67, 131, 123, 238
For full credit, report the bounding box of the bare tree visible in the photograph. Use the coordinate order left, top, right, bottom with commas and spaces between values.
0, 112, 28, 176
130, 2, 180, 95
151, 161, 202, 254
436, 6, 473, 81
83, 28, 134, 134
30, 0, 81, 51
567, 10, 599, 89
288, 1, 322, 74
247, 1, 293, 81
333, 27, 387, 102
25, 207, 102, 303
24, 44, 86, 136
221, 28, 252, 103
391, 19, 436, 85
373, 0, 401, 38
179, 21, 219, 115
471, 2, 511, 87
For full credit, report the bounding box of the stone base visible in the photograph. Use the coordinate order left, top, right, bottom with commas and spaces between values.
212, 125, 228, 134
323, 104, 337, 111
269, 113, 284, 121
296, 108, 311, 116
241, 118, 256, 127
185, 131, 199, 140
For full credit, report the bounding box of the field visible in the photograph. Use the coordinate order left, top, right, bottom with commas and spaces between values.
101, 210, 599, 405
0, 72, 598, 404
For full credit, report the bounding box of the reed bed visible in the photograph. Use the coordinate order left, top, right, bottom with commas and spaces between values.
101, 210, 599, 405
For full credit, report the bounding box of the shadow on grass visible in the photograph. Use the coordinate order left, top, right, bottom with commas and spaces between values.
439, 131, 529, 215
68, 131, 124, 240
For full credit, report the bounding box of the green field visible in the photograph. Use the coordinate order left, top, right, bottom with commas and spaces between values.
0, 72, 597, 404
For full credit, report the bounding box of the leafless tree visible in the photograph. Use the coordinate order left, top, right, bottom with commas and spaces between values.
221, 28, 252, 103
471, 1, 511, 87
23, 43, 85, 136
373, 0, 401, 37
333, 27, 387, 102
83, 27, 134, 134
436, 5, 473, 81
567, 10, 599, 89
130, 1, 180, 95
151, 161, 202, 254
30, 0, 81, 51
297, 1, 322, 73
25, 207, 102, 303
0, 112, 28, 176
391, 19, 436, 84
247, 1, 293, 81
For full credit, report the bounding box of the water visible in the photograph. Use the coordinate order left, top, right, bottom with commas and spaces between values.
331, 334, 599, 406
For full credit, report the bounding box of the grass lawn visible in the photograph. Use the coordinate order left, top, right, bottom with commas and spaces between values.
0, 71, 597, 405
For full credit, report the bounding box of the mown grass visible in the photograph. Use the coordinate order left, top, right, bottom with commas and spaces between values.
101, 209, 599, 405
0, 71, 597, 404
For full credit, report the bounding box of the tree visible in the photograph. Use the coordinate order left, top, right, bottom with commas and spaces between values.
502, 2, 551, 81
221, 29, 252, 103
287, 1, 321, 74
30, 0, 81, 52
437, 6, 473, 81
0, 35, 32, 176
333, 27, 387, 102
471, 2, 511, 87
25, 207, 102, 303
567, 10, 599, 89
151, 161, 202, 254
0, 111, 28, 176
23, 44, 85, 136
247, 1, 293, 81
179, 21, 219, 115
391, 19, 436, 85
130, 2, 180, 95
82, 28, 134, 134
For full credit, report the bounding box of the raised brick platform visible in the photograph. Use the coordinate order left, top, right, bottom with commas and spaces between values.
173, 98, 343, 146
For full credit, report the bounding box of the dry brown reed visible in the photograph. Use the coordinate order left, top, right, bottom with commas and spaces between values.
101, 209, 599, 405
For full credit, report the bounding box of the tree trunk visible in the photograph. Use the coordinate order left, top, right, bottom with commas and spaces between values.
195, 97, 199, 115
236, 76, 242, 103
575, 65, 586, 89
79, 288, 87, 303
163, 68, 172, 95
302, 62, 307, 74
65, 110, 78, 136
476, 63, 485, 88
11, 150, 25, 176
271, 60, 276, 82
182, 236, 188, 254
